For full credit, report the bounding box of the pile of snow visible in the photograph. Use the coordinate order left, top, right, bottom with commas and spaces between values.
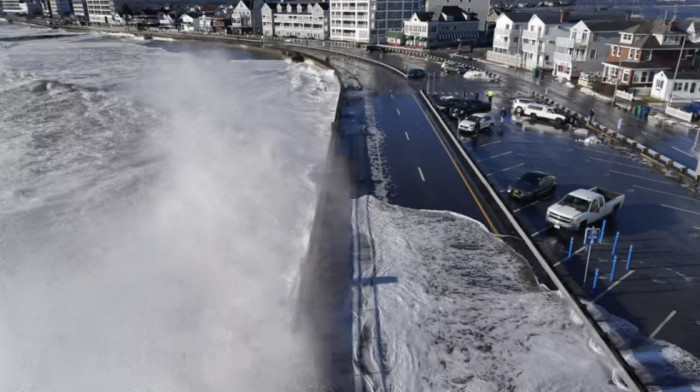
583, 135, 602, 145
463, 70, 491, 81
353, 196, 626, 391
580, 87, 613, 102
573, 128, 589, 136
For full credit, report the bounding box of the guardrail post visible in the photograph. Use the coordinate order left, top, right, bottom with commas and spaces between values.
611, 231, 620, 255
610, 255, 618, 281
625, 244, 633, 270
567, 236, 574, 260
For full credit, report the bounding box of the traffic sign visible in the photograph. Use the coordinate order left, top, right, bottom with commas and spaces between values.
584, 227, 601, 245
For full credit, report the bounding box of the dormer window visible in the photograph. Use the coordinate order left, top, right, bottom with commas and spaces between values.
621, 33, 632, 42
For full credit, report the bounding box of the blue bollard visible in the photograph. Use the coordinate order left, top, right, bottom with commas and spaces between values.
592, 268, 600, 293
610, 255, 618, 282
611, 231, 620, 256
626, 244, 634, 270
567, 237, 574, 260
600, 220, 607, 243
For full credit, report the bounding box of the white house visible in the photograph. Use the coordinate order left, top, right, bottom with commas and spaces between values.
193, 14, 212, 32
678, 18, 700, 43
179, 13, 195, 32
521, 14, 572, 70
262, 2, 329, 39
230, 0, 264, 35
401, 6, 479, 49
157, 12, 173, 28
487, 12, 533, 67
651, 70, 700, 102
330, 0, 422, 43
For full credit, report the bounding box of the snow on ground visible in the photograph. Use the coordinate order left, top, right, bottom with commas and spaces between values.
462, 70, 491, 81
353, 196, 624, 392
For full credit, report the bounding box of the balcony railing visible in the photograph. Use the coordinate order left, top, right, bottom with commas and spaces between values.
553, 51, 571, 62
521, 42, 540, 53
556, 36, 587, 48
522, 29, 541, 40
494, 28, 516, 38
493, 39, 514, 49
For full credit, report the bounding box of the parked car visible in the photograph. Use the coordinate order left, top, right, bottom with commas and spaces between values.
366, 45, 387, 53
441, 61, 466, 74
522, 104, 573, 127
507, 171, 557, 201
449, 99, 491, 119
407, 69, 426, 79
458, 113, 495, 135
511, 97, 539, 114
683, 101, 700, 121
434, 95, 457, 111
546, 187, 625, 230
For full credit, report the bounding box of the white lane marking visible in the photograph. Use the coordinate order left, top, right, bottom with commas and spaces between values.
661, 204, 700, 216
672, 146, 696, 158
553, 246, 587, 266
694, 226, 700, 230
396, 108, 401, 116
405, 131, 410, 141
481, 140, 503, 147
531, 226, 550, 237
593, 270, 635, 303
417, 166, 426, 182
609, 169, 670, 184
589, 156, 643, 170
390, 92, 394, 100
650, 310, 677, 339
633, 185, 700, 203
486, 163, 524, 176
480, 151, 513, 161
513, 200, 539, 213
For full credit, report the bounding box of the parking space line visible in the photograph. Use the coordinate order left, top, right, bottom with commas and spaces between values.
634, 185, 700, 203
661, 204, 700, 216
396, 108, 401, 116
513, 200, 539, 213
390, 93, 394, 100
486, 163, 523, 176
672, 146, 695, 158
694, 226, 700, 230
480, 140, 502, 147
417, 167, 426, 182
593, 270, 635, 303
589, 156, 644, 170
405, 131, 410, 141
480, 151, 512, 161
530, 226, 550, 237
553, 246, 586, 267
609, 169, 670, 184
650, 310, 677, 339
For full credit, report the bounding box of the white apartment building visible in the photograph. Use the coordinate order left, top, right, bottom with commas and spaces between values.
426, 0, 489, 32
330, 0, 422, 43
552, 20, 642, 81
86, 0, 115, 23
401, 6, 479, 48
487, 12, 533, 67
520, 14, 572, 70
230, 0, 264, 35
72, 0, 87, 17
262, 2, 329, 39
48, 0, 71, 15
1, 0, 23, 13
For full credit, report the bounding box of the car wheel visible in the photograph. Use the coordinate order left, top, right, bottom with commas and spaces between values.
488, 123, 494, 132
555, 118, 563, 126
530, 113, 538, 121
515, 107, 523, 115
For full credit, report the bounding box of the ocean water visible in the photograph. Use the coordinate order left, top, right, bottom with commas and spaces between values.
0, 24, 339, 391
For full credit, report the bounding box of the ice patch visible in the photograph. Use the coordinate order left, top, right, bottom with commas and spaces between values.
463, 70, 491, 81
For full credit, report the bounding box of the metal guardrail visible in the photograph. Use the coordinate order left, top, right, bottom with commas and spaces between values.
531, 91, 700, 194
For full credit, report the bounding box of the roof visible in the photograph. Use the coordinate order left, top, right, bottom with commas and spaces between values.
500, 12, 536, 23
621, 19, 685, 34
581, 20, 643, 32
661, 70, 700, 80
602, 61, 672, 70
414, 6, 478, 23
569, 188, 603, 202
385, 31, 404, 38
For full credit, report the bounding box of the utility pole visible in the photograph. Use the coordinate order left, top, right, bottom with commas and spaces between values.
667, 35, 686, 109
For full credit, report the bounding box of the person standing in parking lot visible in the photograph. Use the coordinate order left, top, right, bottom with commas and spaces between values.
588, 108, 595, 124
487, 90, 494, 103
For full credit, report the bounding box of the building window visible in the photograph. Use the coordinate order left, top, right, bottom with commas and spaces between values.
685, 82, 689, 91
675, 82, 683, 91
589, 49, 596, 59
622, 33, 632, 41
655, 79, 664, 89
644, 51, 652, 61
611, 45, 620, 57
622, 69, 630, 82
505, 23, 510, 29
692, 83, 697, 93
628, 49, 638, 59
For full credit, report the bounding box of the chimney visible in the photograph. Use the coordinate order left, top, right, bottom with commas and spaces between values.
667, 20, 674, 32
560, 10, 569, 23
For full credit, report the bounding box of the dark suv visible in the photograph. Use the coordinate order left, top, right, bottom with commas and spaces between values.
448, 99, 492, 119
406, 69, 427, 79
366, 45, 387, 53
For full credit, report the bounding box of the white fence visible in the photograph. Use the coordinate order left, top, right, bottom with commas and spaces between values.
665, 106, 694, 122
614, 90, 635, 101
486, 51, 521, 67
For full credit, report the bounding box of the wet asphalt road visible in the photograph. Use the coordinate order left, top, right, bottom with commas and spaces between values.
280, 40, 700, 389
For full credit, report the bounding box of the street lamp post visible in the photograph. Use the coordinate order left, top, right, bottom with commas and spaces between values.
666, 35, 687, 109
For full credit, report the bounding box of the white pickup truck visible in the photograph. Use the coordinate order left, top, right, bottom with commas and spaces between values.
522, 104, 571, 126
546, 187, 625, 230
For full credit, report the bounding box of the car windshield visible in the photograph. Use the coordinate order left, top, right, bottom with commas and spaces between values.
559, 195, 590, 212
553, 108, 566, 114
518, 173, 542, 185
466, 115, 481, 122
